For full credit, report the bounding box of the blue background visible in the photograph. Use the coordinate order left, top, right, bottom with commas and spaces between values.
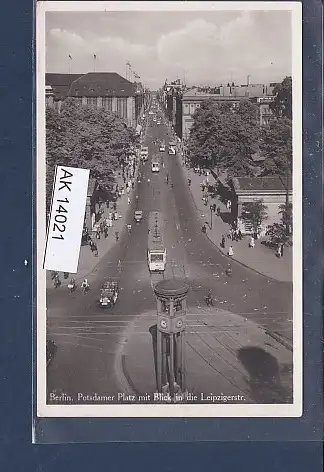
0, 0, 322, 469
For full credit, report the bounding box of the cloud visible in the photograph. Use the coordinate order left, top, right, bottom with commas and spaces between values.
155, 11, 290, 85
50, 28, 84, 45
46, 11, 291, 87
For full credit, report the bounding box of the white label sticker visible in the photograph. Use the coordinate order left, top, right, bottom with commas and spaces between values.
44, 166, 90, 273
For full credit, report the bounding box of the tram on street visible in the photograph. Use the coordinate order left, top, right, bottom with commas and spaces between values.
147, 211, 166, 272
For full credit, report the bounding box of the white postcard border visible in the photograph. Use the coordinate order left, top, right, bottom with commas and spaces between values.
36, 1, 303, 418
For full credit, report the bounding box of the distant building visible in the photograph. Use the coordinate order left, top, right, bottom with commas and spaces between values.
231, 176, 292, 235
182, 83, 276, 140
45, 72, 145, 128
161, 79, 185, 138
45, 73, 84, 112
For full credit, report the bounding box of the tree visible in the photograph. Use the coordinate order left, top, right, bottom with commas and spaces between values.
270, 76, 292, 120
46, 98, 137, 211
266, 223, 292, 247
260, 116, 292, 176
187, 99, 260, 176
240, 200, 268, 233
278, 202, 292, 233
265, 201, 293, 248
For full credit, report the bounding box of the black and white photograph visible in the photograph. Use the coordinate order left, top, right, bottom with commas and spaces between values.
37, 1, 302, 417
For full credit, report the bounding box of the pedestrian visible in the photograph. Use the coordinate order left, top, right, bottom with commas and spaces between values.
228, 246, 234, 257
93, 242, 98, 253
202, 224, 207, 234
280, 244, 284, 257
132, 181, 134, 189
96, 230, 100, 240
188, 178, 191, 187
221, 235, 225, 248
201, 183, 205, 192
226, 200, 231, 210
104, 227, 108, 238
216, 207, 221, 216
113, 202, 117, 211
249, 236, 255, 248
212, 203, 217, 213
238, 229, 242, 240
127, 197, 131, 205
94, 249, 98, 257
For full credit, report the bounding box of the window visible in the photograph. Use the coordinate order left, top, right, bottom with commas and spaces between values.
87, 97, 97, 107
102, 97, 113, 111
117, 97, 127, 119
183, 104, 190, 115
150, 253, 164, 262
174, 300, 182, 312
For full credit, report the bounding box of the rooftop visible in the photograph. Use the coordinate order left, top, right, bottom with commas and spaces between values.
232, 176, 292, 193
154, 278, 189, 297
69, 72, 136, 97
46, 73, 84, 100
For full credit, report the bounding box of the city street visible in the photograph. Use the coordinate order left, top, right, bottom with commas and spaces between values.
46, 106, 293, 404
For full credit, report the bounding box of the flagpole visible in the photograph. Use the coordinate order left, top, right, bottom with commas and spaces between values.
93, 54, 96, 72
68, 54, 72, 73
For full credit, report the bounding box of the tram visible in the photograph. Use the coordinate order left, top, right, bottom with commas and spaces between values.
147, 211, 166, 272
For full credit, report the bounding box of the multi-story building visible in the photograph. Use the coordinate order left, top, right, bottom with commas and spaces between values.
45, 73, 84, 111
45, 72, 145, 128
161, 79, 185, 139
182, 83, 277, 141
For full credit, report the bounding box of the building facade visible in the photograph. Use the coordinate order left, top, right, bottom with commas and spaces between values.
182, 83, 276, 141
231, 176, 292, 235
46, 72, 145, 128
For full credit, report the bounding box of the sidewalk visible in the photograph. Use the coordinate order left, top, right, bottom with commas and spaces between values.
46, 138, 145, 287
117, 308, 293, 403
175, 148, 292, 283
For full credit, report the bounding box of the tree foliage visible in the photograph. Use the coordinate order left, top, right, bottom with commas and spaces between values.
260, 116, 292, 176
266, 223, 292, 247
240, 199, 268, 232
187, 99, 260, 176
278, 202, 293, 231
46, 98, 137, 207
270, 76, 292, 120
265, 201, 293, 247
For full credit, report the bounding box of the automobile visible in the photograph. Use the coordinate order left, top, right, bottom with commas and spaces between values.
140, 146, 149, 161
151, 161, 160, 172
46, 339, 57, 367
99, 279, 119, 308
168, 146, 176, 155
159, 143, 166, 152
134, 210, 143, 222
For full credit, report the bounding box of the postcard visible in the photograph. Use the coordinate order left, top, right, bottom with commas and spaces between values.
37, 1, 302, 417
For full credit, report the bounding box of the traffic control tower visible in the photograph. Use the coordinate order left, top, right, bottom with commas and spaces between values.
153, 279, 189, 402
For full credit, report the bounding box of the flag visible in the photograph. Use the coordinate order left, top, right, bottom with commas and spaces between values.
69, 54, 72, 59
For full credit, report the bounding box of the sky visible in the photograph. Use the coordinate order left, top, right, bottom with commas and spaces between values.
45, 9, 292, 89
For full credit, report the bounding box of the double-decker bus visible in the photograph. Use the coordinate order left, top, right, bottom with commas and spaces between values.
147, 211, 166, 272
